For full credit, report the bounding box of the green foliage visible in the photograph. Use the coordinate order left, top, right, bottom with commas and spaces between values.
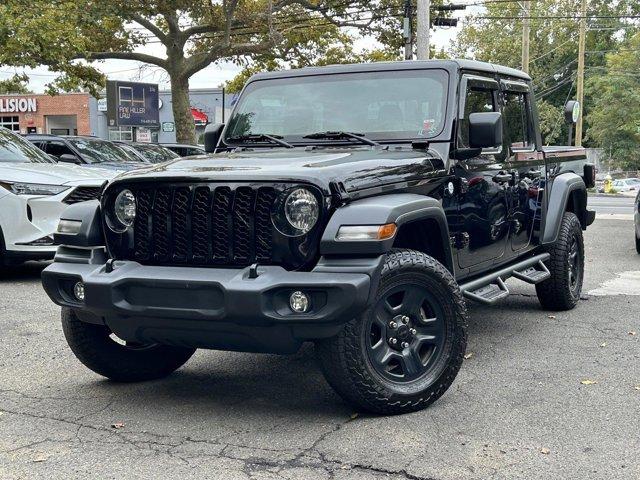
586, 33, 640, 170
0, 74, 31, 94
452, 0, 639, 146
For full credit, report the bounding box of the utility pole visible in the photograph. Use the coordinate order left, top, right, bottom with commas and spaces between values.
575, 0, 587, 146
521, 1, 531, 73
403, 0, 413, 60
416, 0, 430, 60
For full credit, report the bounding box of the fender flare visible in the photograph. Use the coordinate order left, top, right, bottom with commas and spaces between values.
542, 172, 587, 245
319, 193, 453, 272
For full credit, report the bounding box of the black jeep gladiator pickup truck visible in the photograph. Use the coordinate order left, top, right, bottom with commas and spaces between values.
42, 60, 595, 415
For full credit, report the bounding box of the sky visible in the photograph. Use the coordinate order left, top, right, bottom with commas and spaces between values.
0, 7, 477, 94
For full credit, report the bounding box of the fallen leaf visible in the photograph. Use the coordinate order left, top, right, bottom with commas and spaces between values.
547, 315, 556, 319
580, 379, 598, 385
33, 454, 49, 463
349, 413, 359, 420
111, 422, 125, 429
540, 447, 551, 455
464, 352, 474, 360
629, 331, 637, 336
634, 385, 640, 391
599, 342, 607, 348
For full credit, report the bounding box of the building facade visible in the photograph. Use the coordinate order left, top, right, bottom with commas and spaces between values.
0, 88, 232, 144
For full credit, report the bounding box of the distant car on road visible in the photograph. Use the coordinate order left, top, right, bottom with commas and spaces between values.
26, 134, 146, 171
115, 141, 179, 163
0, 128, 114, 266
612, 178, 640, 193
161, 143, 206, 157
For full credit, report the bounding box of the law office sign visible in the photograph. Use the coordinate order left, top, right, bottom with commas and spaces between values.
106, 80, 160, 127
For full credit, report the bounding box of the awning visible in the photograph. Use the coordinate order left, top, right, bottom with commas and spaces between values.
191, 107, 208, 125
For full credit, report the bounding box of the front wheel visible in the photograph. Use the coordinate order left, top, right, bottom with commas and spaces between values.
536, 212, 585, 311
316, 250, 467, 415
61, 308, 196, 382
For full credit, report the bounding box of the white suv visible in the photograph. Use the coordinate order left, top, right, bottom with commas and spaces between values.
0, 128, 114, 266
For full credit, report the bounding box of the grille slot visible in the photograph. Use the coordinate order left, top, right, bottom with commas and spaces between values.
63, 186, 101, 204
126, 184, 280, 267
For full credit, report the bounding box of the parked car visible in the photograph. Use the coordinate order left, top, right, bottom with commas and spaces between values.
611, 178, 639, 193
42, 59, 595, 415
0, 128, 114, 266
115, 141, 179, 163
635, 190, 640, 254
26, 134, 146, 171
161, 143, 206, 157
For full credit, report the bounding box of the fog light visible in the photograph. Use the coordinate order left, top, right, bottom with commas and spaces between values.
289, 291, 310, 313
73, 282, 85, 302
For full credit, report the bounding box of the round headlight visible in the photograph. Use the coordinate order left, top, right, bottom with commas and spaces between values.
284, 188, 319, 234
114, 189, 136, 228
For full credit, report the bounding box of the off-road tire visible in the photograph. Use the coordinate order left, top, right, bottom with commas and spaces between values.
536, 212, 584, 311
316, 250, 467, 415
61, 307, 195, 382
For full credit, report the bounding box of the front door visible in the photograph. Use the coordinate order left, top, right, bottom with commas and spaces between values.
454, 75, 510, 270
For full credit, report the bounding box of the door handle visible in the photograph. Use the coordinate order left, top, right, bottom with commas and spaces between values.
492, 172, 512, 184
524, 169, 542, 179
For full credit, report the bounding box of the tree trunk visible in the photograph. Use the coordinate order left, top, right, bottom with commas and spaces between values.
170, 74, 195, 144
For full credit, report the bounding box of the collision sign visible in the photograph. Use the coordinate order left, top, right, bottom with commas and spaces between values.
0, 97, 37, 113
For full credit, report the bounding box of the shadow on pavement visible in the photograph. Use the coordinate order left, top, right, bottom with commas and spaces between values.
0, 261, 49, 282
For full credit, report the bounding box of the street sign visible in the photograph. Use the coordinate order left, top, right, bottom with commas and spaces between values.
97, 98, 107, 112
564, 100, 580, 124
162, 122, 175, 132
106, 80, 160, 127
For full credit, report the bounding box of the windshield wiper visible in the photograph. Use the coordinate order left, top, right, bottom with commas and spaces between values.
228, 133, 293, 148
303, 131, 380, 146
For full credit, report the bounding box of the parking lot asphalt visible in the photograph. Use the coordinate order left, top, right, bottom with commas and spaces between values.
1, 218, 639, 480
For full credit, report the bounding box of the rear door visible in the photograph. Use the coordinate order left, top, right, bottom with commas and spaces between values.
454, 75, 510, 270
500, 80, 545, 252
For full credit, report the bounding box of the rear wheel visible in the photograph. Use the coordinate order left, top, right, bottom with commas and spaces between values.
536, 212, 584, 311
61, 308, 195, 382
316, 250, 467, 415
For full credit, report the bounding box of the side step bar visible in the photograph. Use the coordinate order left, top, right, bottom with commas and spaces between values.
459, 253, 550, 305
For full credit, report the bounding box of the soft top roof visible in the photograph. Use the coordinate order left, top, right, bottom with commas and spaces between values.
250, 59, 531, 82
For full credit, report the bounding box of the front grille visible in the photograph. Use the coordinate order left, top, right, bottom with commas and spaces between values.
123, 184, 280, 267
64, 186, 101, 204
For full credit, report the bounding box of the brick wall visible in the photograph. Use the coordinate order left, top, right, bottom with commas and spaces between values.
0, 93, 91, 135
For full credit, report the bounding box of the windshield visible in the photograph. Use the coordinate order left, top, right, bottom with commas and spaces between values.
114, 143, 147, 163
67, 137, 132, 164
134, 144, 179, 163
0, 128, 55, 163
225, 69, 449, 145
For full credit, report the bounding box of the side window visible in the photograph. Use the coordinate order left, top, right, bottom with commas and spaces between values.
502, 91, 533, 151
45, 141, 75, 158
458, 88, 496, 149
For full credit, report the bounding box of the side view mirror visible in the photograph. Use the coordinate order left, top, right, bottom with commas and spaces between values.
468, 112, 502, 150
583, 163, 596, 189
58, 153, 81, 165
204, 123, 224, 153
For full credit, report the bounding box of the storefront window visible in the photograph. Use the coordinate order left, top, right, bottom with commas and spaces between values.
108, 126, 134, 142
0, 116, 20, 132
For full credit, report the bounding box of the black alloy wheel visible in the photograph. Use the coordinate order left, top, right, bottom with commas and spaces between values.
367, 284, 446, 384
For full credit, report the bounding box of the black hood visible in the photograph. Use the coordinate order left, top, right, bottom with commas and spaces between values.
111, 147, 445, 195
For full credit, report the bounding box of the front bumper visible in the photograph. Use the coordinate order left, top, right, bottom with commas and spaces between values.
42, 258, 375, 353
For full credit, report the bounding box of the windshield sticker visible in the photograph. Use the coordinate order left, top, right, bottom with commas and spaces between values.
418, 119, 437, 137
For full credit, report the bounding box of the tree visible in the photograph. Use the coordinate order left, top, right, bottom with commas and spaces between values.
0, 74, 31, 95
0, 0, 388, 143
586, 33, 640, 170
451, 0, 639, 145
